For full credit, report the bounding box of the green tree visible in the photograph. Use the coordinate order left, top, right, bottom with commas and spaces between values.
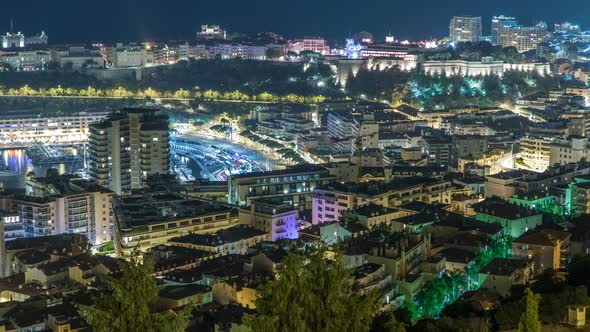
244, 249, 380, 332
77, 255, 191, 332
371, 310, 406, 332
518, 288, 542, 332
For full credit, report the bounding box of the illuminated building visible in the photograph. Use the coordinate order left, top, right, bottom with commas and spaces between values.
168, 225, 269, 256
196, 25, 227, 40
549, 136, 590, 166
327, 112, 360, 155
12, 175, 113, 246
520, 135, 552, 172
1, 31, 47, 49
0, 109, 109, 145
423, 58, 550, 77
311, 177, 455, 224
491, 16, 518, 46
239, 200, 299, 240
113, 193, 239, 256
110, 45, 151, 67
565, 86, 590, 105
334, 57, 417, 86
228, 164, 337, 210
360, 43, 412, 59
0, 211, 20, 277
0, 50, 49, 71
286, 37, 330, 55
88, 108, 170, 195
473, 198, 543, 238
449, 16, 482, 43
499, 22, 547, 52
206, 44, 268, 60
49, 46, 105, 70
512, 229, 570, 274
421, 136, 454, 169
479, 258, 533, 297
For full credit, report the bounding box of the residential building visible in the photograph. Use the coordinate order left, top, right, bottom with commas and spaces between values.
238, 200, 299, 240
228, 164, 337, 210
168, 225, 269, 256
11, 175, 113, 246
449, 16, 482, 43
421, 136, 454, 169
311, 177, 456, 224
473, 198, 543, 238
512, 229, 571, 274
479, 258, 534, 297
520, 135, 553, 172
113, 192, 239, 256
158, 284, 213, 310
88, 108, 170, 195
491, 16, 518, 46
327, 112, 359, 155
0, 109, 109, 145
499, 23, 547, 52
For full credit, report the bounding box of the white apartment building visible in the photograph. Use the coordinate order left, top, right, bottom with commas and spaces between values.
14, 176, 114, 246
0, 110, 110, 145
550, 137, 590, 166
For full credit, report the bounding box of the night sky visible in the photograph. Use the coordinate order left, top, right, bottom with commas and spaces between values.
2, 0, 590, 43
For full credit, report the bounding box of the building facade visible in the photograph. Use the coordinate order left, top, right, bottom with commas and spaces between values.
88, 108, 170, 195
449, 16, 482, 43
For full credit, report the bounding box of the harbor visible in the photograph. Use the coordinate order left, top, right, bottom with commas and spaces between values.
171, 134, 277, 182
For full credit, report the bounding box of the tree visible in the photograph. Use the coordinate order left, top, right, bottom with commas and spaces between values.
518, 288, 542, 332
77, 254, 191, 332
244, 249, 380, 332
371, 310, 406, 332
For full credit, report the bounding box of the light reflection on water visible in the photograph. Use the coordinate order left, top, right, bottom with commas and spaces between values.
1, 149, 77, 188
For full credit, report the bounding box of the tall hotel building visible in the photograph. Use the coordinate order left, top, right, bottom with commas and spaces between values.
450, 16, 482, 43
491, 16, 518, 45
88, 108, 170, 195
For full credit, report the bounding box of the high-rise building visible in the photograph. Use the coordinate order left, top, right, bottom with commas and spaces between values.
491, 16, 518, 45
449, 16, 482, 43
88, 108, 170, 195
10, 175, 114, 246
0, 215, 5, 278
500, 23, 547, 52
327, 112, 359, 155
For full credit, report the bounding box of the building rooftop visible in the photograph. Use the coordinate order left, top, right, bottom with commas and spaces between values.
436, 247, 477, 264
473, 198, 540, 220
513, 229, 571, 247
481, 258, 529, 276
230, 164, 330, 179
159, 284, 211, 300
352, 263, 382, 279
316, 176, 442, 197
393, 212, 436, 226
169, 225, 267, 247
114, 193, 237, 230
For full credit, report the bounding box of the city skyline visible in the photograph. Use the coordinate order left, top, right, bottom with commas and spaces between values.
2, 0, 590, 43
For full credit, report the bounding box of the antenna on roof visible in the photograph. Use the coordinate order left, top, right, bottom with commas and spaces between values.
10, 18, 13, 34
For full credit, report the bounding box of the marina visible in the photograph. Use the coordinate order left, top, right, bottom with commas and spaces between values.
171, 134, 277, 182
